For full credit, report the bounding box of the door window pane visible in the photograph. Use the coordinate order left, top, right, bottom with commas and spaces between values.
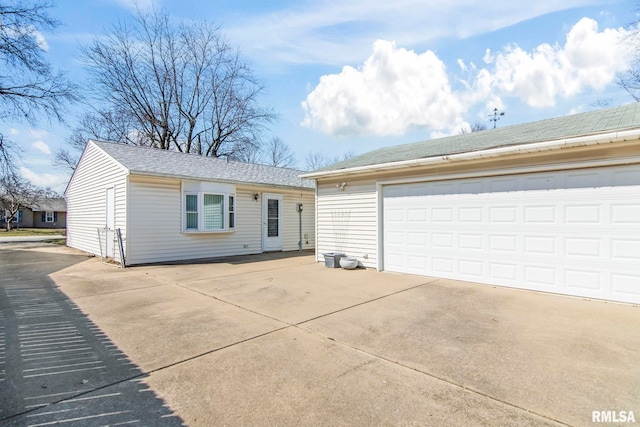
267, 199, 279, 237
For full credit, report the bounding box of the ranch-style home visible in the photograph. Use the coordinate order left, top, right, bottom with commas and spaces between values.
301, 103, 640, 304
1, 197, 66, 229
65, 140, 315, 266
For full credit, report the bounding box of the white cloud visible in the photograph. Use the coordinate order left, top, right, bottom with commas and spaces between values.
473, 18, 630, 108
302, 40, 465, 137
32, 141, 51, 155
19, 167, 69, 192
225, 0, 604, 67
303, 17, 630, 137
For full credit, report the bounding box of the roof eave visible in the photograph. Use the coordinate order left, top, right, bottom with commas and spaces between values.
127, 170, 315, 191
300, 129, 640, 180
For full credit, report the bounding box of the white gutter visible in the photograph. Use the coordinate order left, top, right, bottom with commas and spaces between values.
299, 128, 640, 179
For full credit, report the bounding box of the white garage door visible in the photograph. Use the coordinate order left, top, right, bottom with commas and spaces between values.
383, 164, 640, 304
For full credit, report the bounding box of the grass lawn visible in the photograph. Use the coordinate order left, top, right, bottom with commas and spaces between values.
1, 228, 66, 237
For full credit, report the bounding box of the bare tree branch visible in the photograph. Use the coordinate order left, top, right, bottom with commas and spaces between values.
0, 0, 77, 175
75, 8, 276, 162
305, 151, 355, 171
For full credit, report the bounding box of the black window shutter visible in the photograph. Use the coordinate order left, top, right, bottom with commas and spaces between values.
42, 212, 46, 222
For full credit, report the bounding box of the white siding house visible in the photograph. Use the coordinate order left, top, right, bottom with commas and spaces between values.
302, 104, 640, 304
65, 140, 315, 265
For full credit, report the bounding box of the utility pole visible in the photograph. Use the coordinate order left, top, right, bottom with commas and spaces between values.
489, 108, 505, 129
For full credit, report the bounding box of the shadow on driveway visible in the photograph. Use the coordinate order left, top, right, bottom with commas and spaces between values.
0, 244, 184, 426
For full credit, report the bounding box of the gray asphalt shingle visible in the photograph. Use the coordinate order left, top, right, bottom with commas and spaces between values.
92, 140, 315, 189
316, 103, 640, 173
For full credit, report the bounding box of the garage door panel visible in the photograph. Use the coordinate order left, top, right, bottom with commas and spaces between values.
524, 265, 557, 287
490, 262, 518, 282
565, 269, 602, 291
524, 236, 557, 255
524, 205, 556, 223
383, 164, 640, 304
613, 273, 640, 297
459, 234, 483, 250
564, 205, 601, 223
611, 203, 640, 223
564, 237, 601, 258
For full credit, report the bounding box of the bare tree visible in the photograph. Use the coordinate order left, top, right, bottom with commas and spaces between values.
54, 108, 147, 170
617, 6, 640, 101
0, 0, 77, 175
0, 174, 53, 231
460, 122, 487, 134
589, 98, 614, 109
305, 151, 355, 171
262, 137, 296, 167
74, 8, 275, 163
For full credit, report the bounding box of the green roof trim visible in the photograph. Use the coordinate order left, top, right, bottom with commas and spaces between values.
314, 103, 640, 173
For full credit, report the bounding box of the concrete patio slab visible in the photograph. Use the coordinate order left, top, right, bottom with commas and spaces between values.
302, 277, 640, 426
144, 327, 558, 426
178, 263, 430, 324
53, 277, 286, 371
5, 244, 639, 426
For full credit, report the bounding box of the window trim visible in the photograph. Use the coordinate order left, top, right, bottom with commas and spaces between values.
45, 211, 54, 222
183, 192, 236, 233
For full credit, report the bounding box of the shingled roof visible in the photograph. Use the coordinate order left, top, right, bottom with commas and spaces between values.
91, 140, 315, 190
313, 103, 640, 174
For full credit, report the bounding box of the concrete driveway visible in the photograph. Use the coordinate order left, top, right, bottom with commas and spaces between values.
3, 243, 639, 426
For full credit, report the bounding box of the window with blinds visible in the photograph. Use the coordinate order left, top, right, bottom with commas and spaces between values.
183, 192, 235, 232
185, 194, 198, 230
203, 194, 224, 230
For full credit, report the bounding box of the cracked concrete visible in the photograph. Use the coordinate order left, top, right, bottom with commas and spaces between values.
3, 242, 640, 426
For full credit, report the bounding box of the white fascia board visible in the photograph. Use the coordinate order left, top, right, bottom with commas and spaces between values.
300, 129, 640, 180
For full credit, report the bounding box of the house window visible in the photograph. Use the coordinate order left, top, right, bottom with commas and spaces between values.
9, 210, 23, 223
185, 194, 198, 230
41, 211, 58, 223
183, 192, 235, 232
203, 194, 224, 230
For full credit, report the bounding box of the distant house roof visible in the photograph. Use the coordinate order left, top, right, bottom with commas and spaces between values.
306, 103, 640, 176
91, 140, 315, 190
31, 197, 66, 212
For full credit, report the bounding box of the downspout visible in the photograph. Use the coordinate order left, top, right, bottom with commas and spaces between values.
297, 203, 303, 251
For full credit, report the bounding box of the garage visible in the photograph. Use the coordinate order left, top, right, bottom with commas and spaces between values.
304, 103, 640, 305
383, 164, 640, 304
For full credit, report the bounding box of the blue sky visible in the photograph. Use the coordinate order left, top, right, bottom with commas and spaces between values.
3, 0, 637, 192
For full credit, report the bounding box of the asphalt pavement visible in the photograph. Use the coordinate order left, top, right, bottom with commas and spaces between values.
0, 243, 183, 426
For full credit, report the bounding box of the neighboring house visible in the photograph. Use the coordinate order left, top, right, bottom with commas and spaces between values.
65, 140, 315, 266
301, 103, 640, 304
1, 198, 66, 229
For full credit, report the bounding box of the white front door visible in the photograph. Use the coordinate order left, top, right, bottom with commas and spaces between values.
263, 194, 283, 251
105, 187, 115, 258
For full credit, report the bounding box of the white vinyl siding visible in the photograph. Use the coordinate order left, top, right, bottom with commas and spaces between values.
281, 191, 315, 252
65, 142, 128, 262
126, 178, 314, 264
315, 179, 378, 268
